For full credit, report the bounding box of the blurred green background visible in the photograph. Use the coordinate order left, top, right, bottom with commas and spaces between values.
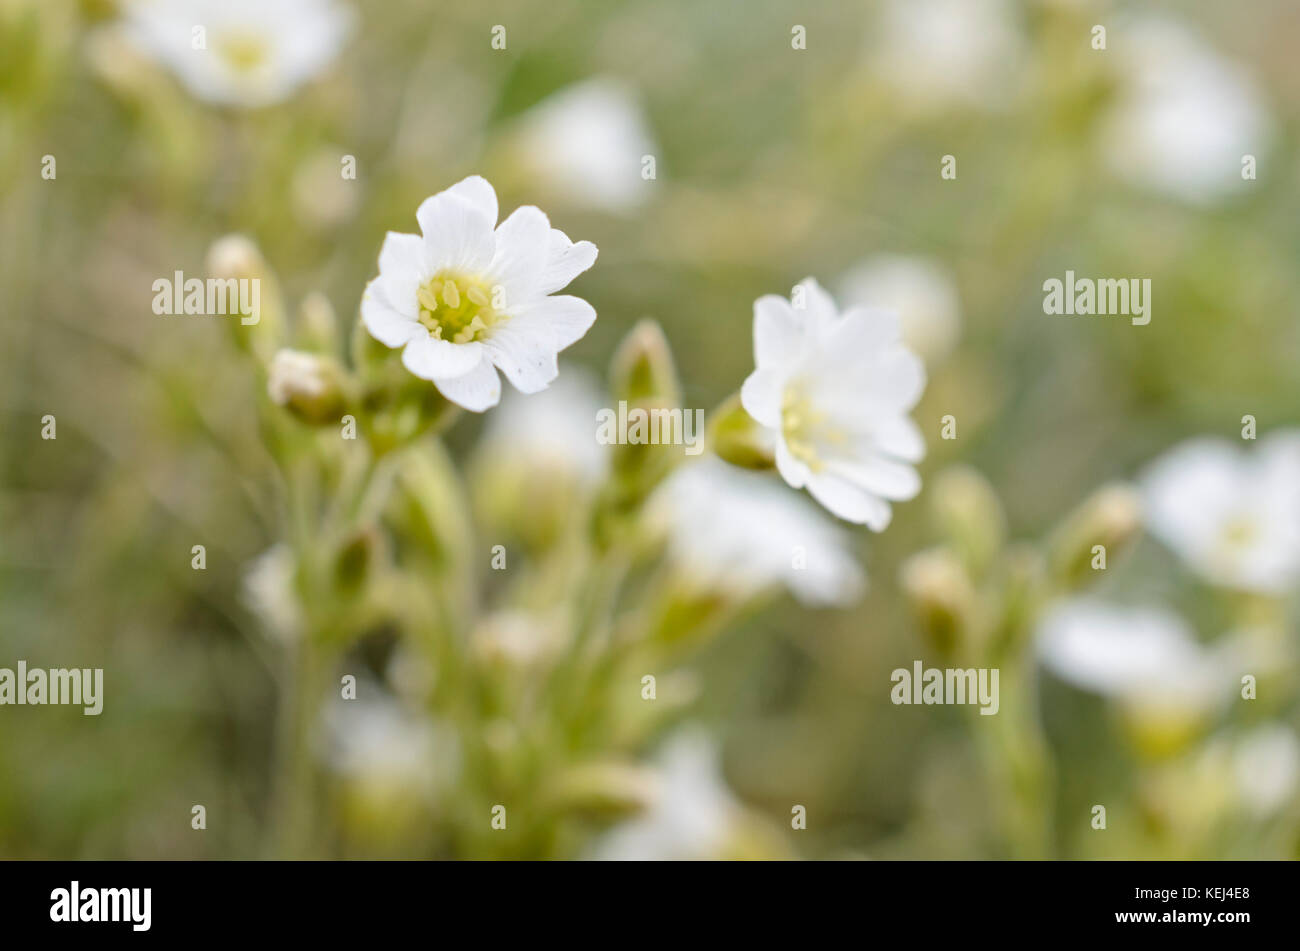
1, 0, 1298, 859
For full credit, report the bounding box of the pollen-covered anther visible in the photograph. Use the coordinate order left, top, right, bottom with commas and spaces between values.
416, 273, 503, 344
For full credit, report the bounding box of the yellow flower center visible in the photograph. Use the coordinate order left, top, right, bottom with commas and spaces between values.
216, 31, 271, 74
781, 386, 844, 472
415, 273, 503, 344
1220, 514, 1260, 551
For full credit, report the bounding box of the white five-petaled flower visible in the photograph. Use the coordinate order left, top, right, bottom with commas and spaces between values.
649, 459, 864, 607
361, 176, 599, 412
740, 278, 926, 529
1141, 432, 1300, 594
121, 0, 354, 109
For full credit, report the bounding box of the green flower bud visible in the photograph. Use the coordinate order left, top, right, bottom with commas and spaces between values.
899, 546, 977, 656
1047, 483, 1142, 590
707, 393, 775, 470
267, 348, 348, 425
929, 466, 1006, 578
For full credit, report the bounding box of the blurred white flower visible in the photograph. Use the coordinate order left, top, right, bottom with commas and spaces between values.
1141, 433, 1300, 594
514, 78, 658, 214
361, 175, 598, 412
320, 687, 446, 798
478, 370, 607, 484
867, 0, 1024, 111
240, 544, 301, 644
589, 730, 739, 861
121, 0, 353, 108
1099, 16, 1274, 204
1231, 724, 1300, 817
651, 459, 864, 607
837, 255, 962, 365
740, 278, 926, 529
1036, 599, 1224, 713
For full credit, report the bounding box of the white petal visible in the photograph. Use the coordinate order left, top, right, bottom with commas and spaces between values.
537, 229, 598, 295
872, 416, 926, 463
483, 324, 560, 394
416, 192, 496, 274
794, 277, 839, 330
400, 334, 484, 380
514, 295, 597, 350
774, 438, 811, 489
445, 175, 498, 226
488, 205, 552, 308
825, 305, 902, 352
740, 367, 784, 428
753, 295, 802, 368
828, 456, 922, 501
806, 472, 893, 529
375, 231, 427, 316
433, 358, 502, 412
361, 281, 421, 348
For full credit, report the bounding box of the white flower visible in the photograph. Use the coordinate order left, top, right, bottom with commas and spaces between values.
1232, 724, 1300, 817
740, 278, 926, 529
837, 255, 962, 365
1036, 599, 1223, 712
514, 78, 658, 214
589, 730, 739, 861
650, 459, 864, 607
320, 686, 448, 796
361, 175, 599, 412
478, 370, 607, 484
121, 0, 353, 108
1098, 16, 1274, 204
240, 544, 301, 644
867, 0, 1024, 111
1141, 433, 1300, 594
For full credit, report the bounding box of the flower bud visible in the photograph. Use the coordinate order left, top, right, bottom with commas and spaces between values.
899, 546, 976, 656
267, 348, 347, 424
929, 466, 1006, 577
1047, 483, 1142, 590
296, 291, 339, 354
540, 760, 661, 820
610, 319, 679, 406
707, 393, 775, 470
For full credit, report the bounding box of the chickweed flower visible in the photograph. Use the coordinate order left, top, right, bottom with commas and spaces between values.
740, 278, 926, 529
650, 459, 864, 607
361, 176, 598, 412
121, 0, 354, 109
1141, 433, 1300, 594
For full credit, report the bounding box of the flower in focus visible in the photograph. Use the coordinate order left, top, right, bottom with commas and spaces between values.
513, 78, 658, 214
740, 278, 926, 529
1098, 15, 1274, 204
120, 0, 354, 108
837, 254, 962, 366
361, 176, 599, 412
867, 0, 1024, 111
588, 730, 740, 861
650, 458, 864, 607
1140, 433, 1300, 594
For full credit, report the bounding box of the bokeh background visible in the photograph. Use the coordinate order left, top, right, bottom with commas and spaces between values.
1, 0, 1298, 859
